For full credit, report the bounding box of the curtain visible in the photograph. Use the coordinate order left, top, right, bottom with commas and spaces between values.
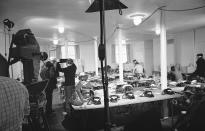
126, 44, 131, 63
111, 44, 116, 63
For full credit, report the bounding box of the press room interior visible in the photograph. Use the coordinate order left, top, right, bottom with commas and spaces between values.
1, 0, 205, 131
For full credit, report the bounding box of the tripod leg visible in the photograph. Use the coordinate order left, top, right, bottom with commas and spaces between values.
41, 109, 50, 131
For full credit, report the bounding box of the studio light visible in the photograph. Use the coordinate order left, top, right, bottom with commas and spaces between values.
58, 26, 64, 33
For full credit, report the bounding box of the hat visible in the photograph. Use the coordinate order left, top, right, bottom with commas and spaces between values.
45, 61, 53, 68
197, 53, 203, 57
67, 58, 73, 63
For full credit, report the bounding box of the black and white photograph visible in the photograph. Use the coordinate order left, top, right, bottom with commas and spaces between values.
1, 0, 205, 131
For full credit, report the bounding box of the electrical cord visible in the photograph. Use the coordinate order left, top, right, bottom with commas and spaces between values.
140, 6, 166, 25
119, 4, 205, 31
68, 39, 95, 43
4, 25, 7, 57
106, 26, 118, 42
160, 5, 205, 11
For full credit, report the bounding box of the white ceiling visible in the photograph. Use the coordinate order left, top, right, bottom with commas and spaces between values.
1, 0, 205, 45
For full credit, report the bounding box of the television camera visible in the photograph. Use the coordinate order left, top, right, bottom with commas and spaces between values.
8, 29, 48, 84
7, 28, 49, 131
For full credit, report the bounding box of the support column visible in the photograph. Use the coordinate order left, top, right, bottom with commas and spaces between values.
118, 28, 124, 82
94, 36, 99, 76
160, 10, 167, 90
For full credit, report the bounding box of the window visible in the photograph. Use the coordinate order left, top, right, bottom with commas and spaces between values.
61, 46, 67, 59
67, 45, 76, 59
115, 44, 127, 63
61, 44, 77, 59
49, 49, 56, 59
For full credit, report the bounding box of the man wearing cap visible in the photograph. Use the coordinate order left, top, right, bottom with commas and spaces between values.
58, 58, 77, 114
192, 53, 205, 78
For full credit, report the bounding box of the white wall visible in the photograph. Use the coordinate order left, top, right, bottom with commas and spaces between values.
0, 31, 21, 78
167, 43, 175, 66
79, 43, 95, 72
153, 37, 176, 71
195, 28, 205, 61
131, 41, 145, 63
174, 30, 195, 66
144, 40, 153, 76
152, 27, 205, 73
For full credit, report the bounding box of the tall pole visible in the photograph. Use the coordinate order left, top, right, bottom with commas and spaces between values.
94, 36, 99, 76
160, 9, 167, 90
99, 0, 111, 131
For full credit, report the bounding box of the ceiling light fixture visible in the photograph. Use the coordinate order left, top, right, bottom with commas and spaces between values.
130, 14, 145, 26
53, 39, 58, 45
58, 26, 64, 33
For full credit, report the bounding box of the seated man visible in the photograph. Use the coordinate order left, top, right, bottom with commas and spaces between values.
132, 60, 145, 78
75, 72, 92, 101
0, 76, 30, 131
168, 65, 183, 82
168, 66, 176, 81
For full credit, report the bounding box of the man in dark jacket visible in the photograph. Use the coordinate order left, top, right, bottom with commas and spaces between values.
58, 58, 77, 114
192, 53, 205, 78
44, 61, 57, 114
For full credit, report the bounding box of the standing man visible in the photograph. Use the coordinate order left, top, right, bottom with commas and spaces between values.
132, 60, 144, 78
192, 53, 205, 78
44, 61, 57, 114
58, 58, 77, 114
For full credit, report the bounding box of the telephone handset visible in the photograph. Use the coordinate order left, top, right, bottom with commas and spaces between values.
109, 95, 120, 103
122, 92, 135, 99
81, 89, 94, 99
140, 90, 154, 97
87, 96, 101, 105
162, 88, 175, 95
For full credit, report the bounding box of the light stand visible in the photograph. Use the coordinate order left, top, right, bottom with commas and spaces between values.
86, 1, 127, 131
3, 19, 14, 78
3, 25, 7, 57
